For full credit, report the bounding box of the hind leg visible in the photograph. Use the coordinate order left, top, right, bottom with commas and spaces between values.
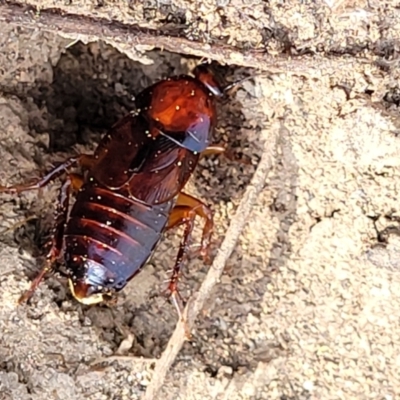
164, 192, 214, 324
167, 192, 214, 264
0, 154, 92, 302
18, 173, 84, 304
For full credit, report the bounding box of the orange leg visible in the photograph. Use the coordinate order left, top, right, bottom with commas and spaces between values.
18, 173, 84, 304
0, 154, 94, 194
165, 192, 214, 319
201, 144, 251, 165
166, 192, 214, 263
200, 144, 226, 159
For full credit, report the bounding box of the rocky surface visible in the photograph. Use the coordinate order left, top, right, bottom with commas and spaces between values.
0, 1, 400, 399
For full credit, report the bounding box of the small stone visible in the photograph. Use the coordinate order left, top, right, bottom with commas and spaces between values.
217, 365, 233, 379
116, 334, 134, 355
303, 380, 314, 391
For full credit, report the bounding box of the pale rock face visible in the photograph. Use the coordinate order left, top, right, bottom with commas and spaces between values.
1, 2, 400, 399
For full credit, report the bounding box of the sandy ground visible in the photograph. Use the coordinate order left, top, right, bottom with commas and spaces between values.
1, 1, 400, 400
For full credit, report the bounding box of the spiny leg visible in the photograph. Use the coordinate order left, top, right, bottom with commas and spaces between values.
0, 215, 37, 236
0, 154, 95, 195
18, 173, 84, 304
165, 192, 214, 321
0, 152, 93, 302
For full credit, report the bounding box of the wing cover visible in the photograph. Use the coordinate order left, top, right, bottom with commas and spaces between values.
90, 114, 152, 189
126, 134, 200, 204
89, 114, 199, 204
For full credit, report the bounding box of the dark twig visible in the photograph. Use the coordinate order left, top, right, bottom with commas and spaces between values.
0, 0, 359, 74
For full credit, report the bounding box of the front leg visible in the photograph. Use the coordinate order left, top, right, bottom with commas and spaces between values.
201, 144, 251, 165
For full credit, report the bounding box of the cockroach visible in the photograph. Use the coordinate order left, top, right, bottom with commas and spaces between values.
0, 63, 247, 314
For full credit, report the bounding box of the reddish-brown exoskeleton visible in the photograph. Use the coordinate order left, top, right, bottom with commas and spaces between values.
0, 64, 238, 315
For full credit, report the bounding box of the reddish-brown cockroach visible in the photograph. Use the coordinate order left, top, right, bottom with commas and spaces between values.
0, 63, 245, 314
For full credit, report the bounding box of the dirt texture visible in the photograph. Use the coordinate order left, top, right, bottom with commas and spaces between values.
1, 1, 400, 400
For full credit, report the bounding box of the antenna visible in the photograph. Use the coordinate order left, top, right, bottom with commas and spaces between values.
222, 74, 254, 94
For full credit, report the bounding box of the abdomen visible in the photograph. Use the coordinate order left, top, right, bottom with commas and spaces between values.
63, 183, 173, 291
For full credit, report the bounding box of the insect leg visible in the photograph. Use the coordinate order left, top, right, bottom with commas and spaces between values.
0, 154, 94, 194
201, 144, 251, 165
200, 144, 226, 159
167, 192, 214, 264
18, 173, 84, 304
165, 192, 214, 317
